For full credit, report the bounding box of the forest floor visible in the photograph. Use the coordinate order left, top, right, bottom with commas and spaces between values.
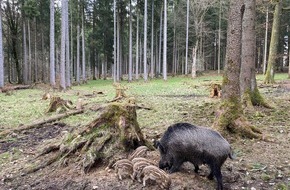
0, 73, 289, 190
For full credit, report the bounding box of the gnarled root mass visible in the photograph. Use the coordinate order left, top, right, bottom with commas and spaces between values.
24, 102, 152, 175
213, 101, 262, 139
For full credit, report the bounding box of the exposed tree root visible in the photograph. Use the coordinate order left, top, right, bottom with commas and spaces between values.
242, 88, 273, 110
23, 154, 60, 176
213, 100, 263, 139
24, 102, 152, 174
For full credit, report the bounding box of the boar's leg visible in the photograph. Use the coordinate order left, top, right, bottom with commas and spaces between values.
168, 158, 183, 173
194, 164, 200, 173
209, 164, 223, 190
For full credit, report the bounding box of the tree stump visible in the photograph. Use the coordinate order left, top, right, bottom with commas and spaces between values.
110, 83, 127, 102
46, 96, 73, 113
210, 83, 222, 98
25, 102, 152, 174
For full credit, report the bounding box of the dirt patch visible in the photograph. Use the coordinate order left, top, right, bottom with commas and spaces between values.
0, 123, 68, 154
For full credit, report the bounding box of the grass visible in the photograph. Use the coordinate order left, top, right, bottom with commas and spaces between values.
0, 73, 289, 131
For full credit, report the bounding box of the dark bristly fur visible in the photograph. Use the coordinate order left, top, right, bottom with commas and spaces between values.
156, 122, 234, 190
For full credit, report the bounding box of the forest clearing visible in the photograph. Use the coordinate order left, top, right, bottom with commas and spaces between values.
0, 73, 289, 190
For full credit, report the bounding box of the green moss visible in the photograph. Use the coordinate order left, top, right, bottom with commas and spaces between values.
218, 96, 242, 129
222, 75, 229, 86
261, 173, 272, 181
250, 88, 265, 106
275, 183, 288, 190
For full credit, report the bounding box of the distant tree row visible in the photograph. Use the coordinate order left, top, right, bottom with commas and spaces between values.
0, 0, 290, 88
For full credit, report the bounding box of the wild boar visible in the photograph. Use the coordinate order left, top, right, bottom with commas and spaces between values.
113, 159, 133, 180
128, 146, 149, 160
142, 165, 171, 189
155, 122, 234, 190
132, 159, 153, 182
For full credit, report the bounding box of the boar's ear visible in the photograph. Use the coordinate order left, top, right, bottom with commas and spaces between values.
156, 142, 166, 154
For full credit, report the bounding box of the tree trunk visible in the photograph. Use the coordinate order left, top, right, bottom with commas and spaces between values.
217, 0, 222, 74
143, 0, 148, 81
213, 0, 262, 139
50, 0, 56, 87
135, 12, 139, 80
113, 0, 117, 82
76, 1, 80, 84
65, 0, 71, 88
128, 0, 133, 82
117, 13, 120, 82
81, 3, 86, 83
264, 1, 282, 84
28, 20, 32, 82
263, 5, 269, 75
60, 0, 67, 90
158, 5, 163, 76
192, 45, 197, 78
150, 0, 154, 79
23, 21, 28, 85
240, 0, 270, 108
163, 0, 167, 81
0, 0, 4, 88
34, 18, 38, 83
70, 0, 74, 82
185, 0, 189, 75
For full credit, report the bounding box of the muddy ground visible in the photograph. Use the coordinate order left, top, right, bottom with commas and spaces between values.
0, 81, 290, 190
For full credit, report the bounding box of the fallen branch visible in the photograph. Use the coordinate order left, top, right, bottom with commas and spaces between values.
1, 85, 31, 93
0, 109, 83, 137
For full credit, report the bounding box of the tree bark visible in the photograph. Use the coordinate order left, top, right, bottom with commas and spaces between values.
264, 1, 282, 84
150, 0, 154, 78
158, 5, 163, 76
263, 5, 269, 75
60, 0, 67, 90
23, 20, 28, 84
185, 0, 189, 75
128, 0, 133, 82
0, 0, 4, 88
113, 0, 117, 82
163, 0, 167, 81
81, 2, 86, 83
65, 0, 71, 88
240, 0, 270, 108
143, 0, 148, 81
76, 1, 80, 84
50, 0, 56, 87
135, 12, 139, 80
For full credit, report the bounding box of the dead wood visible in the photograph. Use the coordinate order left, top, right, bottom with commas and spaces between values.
1, 85, 31, 93
18, 109, 84, 131
26, 102, 152, 174
0, 109, 84, 137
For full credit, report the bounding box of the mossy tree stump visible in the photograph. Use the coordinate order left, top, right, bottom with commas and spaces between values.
26, 102, 151, 174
